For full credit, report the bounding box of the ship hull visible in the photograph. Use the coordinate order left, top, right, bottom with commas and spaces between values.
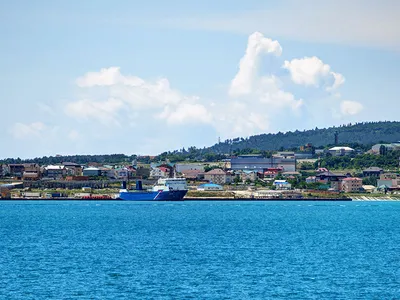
119, 190, 187, 201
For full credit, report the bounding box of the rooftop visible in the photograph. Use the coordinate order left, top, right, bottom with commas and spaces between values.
329, 146, 354, 151
206, 169, 226, 175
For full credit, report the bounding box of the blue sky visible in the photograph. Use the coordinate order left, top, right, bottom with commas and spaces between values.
1, 0, 399, 158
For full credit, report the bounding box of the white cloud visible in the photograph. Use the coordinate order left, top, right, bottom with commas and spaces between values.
50, 31, 362, 155
65, 98, 125, 126
160, 0, 400, 51
10, 122, 47, 139
229, 32, 282, 97
283, 56, 345, 90
340, 100, 363, 115
158, 103, 212, 125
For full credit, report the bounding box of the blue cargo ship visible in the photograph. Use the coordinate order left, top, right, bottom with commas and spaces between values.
118, 178, 188, 201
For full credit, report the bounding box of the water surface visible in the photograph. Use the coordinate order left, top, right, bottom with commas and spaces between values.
1, 201, 399, 299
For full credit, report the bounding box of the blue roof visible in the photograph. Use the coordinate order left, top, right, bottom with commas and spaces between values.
198, 183, 223, 188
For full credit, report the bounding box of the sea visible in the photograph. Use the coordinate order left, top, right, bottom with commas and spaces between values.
1, 200, 399, 299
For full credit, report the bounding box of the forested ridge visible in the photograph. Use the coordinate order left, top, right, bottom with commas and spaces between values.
2, 121, 400, 165
208, 121, 400, 153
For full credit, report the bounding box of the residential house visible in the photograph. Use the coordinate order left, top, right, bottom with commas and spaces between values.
8, 164, 26, 178
181, 169, 204, 181
239, 170, 258, 182
23, 163, 41, 181
341, 177, 363, 193
63, 162, 83, 176
362, 167, 384, 177
362, 185, 376, 193
150, 166, 170, 179
306, 176, 316, 184
45, 165, 67, 179
204, 169, 232, 185
262, 168, 283, 179
377, 173, 400, 188
316, 171, 348, 191
273, 180, 292, 190
114, 168, 129, 179
316, 171, 347, 183
98, 167, 115, 179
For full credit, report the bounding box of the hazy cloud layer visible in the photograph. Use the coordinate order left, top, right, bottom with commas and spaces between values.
161, 0, 400, 51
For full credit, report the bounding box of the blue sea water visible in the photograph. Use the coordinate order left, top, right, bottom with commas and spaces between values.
1, 201, 399, 299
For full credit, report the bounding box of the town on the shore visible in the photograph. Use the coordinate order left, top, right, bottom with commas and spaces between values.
1, 141, 400, 200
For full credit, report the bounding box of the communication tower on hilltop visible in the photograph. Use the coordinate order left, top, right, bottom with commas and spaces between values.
334, 131, 339, 145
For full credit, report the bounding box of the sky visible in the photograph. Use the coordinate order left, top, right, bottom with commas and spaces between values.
1, 0, 399, 158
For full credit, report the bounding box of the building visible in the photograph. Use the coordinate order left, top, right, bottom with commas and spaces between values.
82, 167, 101, 177
262, 168, 283, 179
8, 164, 26, 178
377, 173, 400, 188
45, 165, 67, 179
230, 155, 296, 172
181, 169, 204, 181
197, 183, 223, 191
371, 143, 400, 154
306, 176, 316, 184
204, 169, 231, 185
273, 180, 292, 190
362, 167, 384, 177
341, 177, 362, 193
316, 171, 347, 183
238, 170, 258, 182
63, 162, 83, 176
362, 185, 376, 193
150, 166, 170, 179
175, 163, 205, 173
328, 147, 355, 156
114, 168, 129, 179
98, 167, 115, 179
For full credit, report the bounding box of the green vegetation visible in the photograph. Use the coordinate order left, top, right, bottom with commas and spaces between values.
319, 150, 400, 171
209, 121, 400, 153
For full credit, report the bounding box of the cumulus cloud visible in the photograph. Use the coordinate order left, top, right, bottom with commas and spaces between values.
65, 98, 125, 126
283, 56, 345, 90
67, 67, 211, 131
158, 103, 212, 125
10, 122, 47, 139
229, 32, 282, 97
56, 31, 362, 154
340, 100, 363, 115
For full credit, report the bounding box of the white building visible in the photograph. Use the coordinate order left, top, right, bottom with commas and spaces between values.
273, 180, 292, 190
328, 147, 355, 156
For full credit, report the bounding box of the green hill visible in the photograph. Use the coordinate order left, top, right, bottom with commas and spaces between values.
208, 121, 400, 153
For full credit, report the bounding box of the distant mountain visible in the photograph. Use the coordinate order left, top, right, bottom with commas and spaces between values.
207, 121, 400, 153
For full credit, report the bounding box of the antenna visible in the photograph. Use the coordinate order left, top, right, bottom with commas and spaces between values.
334, 131, 339, 145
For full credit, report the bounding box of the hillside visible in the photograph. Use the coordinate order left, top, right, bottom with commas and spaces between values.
208, 121, 400, 153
